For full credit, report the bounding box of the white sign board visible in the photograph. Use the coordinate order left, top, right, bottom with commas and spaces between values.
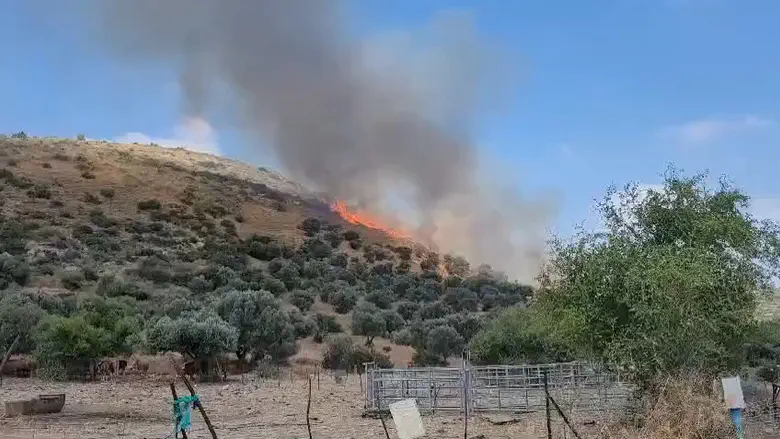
721, 376, 746, 409
389, 399, 425, 439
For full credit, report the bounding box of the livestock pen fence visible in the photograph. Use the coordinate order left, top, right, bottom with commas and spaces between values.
364, 360, 635, 416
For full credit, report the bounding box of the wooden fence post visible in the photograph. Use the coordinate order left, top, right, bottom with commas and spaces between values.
0, 334, 20, 387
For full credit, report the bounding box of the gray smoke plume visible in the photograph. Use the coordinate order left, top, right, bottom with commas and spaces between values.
78, 0, 554, 281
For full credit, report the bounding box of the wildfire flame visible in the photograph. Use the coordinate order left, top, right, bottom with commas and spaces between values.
331, 200, 411, 240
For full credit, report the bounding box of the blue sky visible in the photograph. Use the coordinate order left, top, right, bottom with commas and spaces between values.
2, 0, 779, 236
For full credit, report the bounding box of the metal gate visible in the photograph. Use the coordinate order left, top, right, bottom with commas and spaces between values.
364, 360, 633, 414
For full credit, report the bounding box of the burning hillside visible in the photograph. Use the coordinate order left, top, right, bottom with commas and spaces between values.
330, 200, 411, 240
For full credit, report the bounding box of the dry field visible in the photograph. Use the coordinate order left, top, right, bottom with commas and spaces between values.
0, 373, 570, 439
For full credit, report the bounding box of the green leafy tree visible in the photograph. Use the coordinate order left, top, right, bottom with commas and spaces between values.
0, 295, 47, 353
535, 168, 780, 386
352, 302, 386, 346
380, 309, 405, 336
470, 307, 569, 365
425, 325, 464, 363
35, 315, 113, 379
216, 290, 296, 361
146, 311, 238, 363
290, 289, 315, 311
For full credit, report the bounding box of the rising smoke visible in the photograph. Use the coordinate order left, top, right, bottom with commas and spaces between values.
80, 0, 554, 281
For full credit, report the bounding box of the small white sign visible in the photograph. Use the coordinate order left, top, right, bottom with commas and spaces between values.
721, 376, 746, 409
389, 399, 425, 439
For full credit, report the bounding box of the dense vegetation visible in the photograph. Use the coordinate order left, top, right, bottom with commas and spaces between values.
0, 142, 531, 377
472, 168, 780, 389
2, 136, 780, 394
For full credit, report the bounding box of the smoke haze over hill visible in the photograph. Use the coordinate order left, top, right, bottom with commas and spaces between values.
59, 0, 555, 281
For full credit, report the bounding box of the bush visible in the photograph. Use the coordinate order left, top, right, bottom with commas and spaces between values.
299, 218, 321, 236
82, 192, 101, 204
365, 288, 395, 309
380, 309, 405, 336
0, 295, 47, 353
27, 184, 51, 199
343, 230, 360, 241
314, 313, 343, 342
262, 277, 287, 296
0, 253, 31, 289
395, 301, 420, 321
291, 289, 315, 311
470, 306, 571, 365
60, 268, 85, 291
100, 188, 115, 199
418, 301, 452, 320
322, 334, 355, 371
0, 218, 28, 255
96, 275, 147, 300
137, 199, 162, 211
289, 309, 317, 338
35, 315, 112, 379
330, 288, 358, 313
81, 170, 96, 179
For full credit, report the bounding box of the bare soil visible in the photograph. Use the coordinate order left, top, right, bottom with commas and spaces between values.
0, 373, 559, 439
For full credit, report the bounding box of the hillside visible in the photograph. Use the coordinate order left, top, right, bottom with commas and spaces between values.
0, 133, 531, 373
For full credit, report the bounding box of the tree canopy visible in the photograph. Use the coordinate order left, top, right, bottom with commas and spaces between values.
532, 168, 780, 385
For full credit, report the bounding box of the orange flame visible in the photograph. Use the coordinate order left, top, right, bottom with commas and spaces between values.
331, 200, 411, 240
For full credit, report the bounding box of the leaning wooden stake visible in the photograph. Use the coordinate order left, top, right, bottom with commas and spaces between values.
548, 393, 582, 439
306, 376, 313, 439
544, 371, 552, 439
0, 334, 21, 387
169, 358, 218, 439
169, 382, 189, 439
380, 414, 391, 439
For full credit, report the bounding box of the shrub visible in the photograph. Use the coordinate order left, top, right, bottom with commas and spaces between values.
81, 170, 96, 179
262, 277, 287, 296
7, 158, 18, 167
418, 301, 452, 320
0, 253, 31, 289
395, 301, 420, 321
291, 289, 315, 311
343, 230, 360, 241
35, 315, 112, 379
299, 218, 321, 236
365, 288, 395, 310
470, 307, 571, 365
76, 133, 86, 141
289, 309, 317, 339
100, 188, 115, 199
314, 313, 343, 342
380, 309, 405, 336
0, 295, 47, 353
137, 199, 162, 211
0, 219, 28, 255
60, 268, 85, 291
96, 275, 147, 300
27, 184, 51, 199
82, 192, 101, 205
322, 334, 355, 371
330, 288, 358, 313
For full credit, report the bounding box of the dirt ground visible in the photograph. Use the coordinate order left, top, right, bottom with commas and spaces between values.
0, 373, 565, 439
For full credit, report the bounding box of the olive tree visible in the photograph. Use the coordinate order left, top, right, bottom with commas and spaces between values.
535, 168, 780, 387
216, 290, 296, 362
